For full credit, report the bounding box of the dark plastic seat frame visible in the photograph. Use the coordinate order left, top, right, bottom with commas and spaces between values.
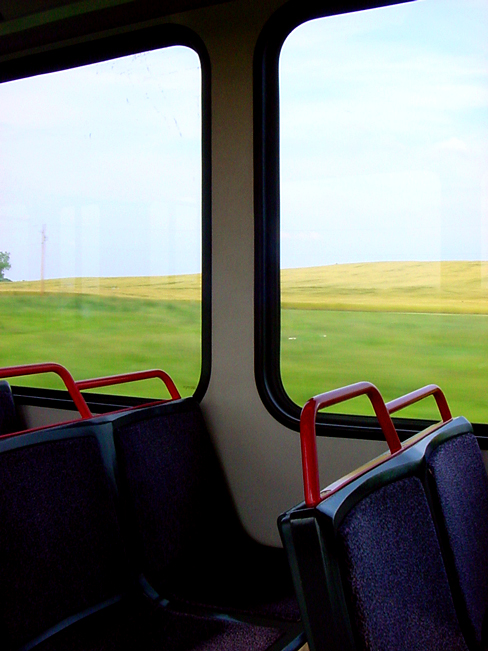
0, 363, 304, 651
279, 381, 478, 651
0, 379, 24, 434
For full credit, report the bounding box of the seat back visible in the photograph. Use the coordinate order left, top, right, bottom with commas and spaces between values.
337, 474, 468, 651
0, 423, 128, 649
416, 420, 488, 651
108, 398, 243, 592
280, 451, 469, 651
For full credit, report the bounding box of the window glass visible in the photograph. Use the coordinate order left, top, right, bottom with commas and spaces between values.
280, 0, 488, 420
0, 46, 202, 398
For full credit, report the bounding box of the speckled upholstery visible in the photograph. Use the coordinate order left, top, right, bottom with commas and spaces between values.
0, 434, 127, 649
338, 476, 469, 651
425, 433, 488, 651
113, 398, 300, 622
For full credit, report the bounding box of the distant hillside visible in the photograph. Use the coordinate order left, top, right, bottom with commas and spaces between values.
0, 274, 201, 302
281, 261, 488, 313
1, 262, 487, 313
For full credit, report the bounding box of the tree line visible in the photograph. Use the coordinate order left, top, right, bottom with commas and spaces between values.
0, 251, 11, 281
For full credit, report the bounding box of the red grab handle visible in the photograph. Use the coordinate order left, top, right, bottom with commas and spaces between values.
76, 369, 181, 401
0, 363, 92, 419
386, 384, 452, 423
300, 382, 401, 507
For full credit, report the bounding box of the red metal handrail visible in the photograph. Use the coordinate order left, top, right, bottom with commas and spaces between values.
300, 381, 401, 507
386, 384, 452, 423
0, 363, 92, 419
75, 369, 181, 401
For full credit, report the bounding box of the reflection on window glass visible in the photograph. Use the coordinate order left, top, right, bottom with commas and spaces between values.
0, 46, 202, 397
280, 0, 488, 421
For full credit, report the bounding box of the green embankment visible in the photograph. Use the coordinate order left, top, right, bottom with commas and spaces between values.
0, 293, 201, 398
1, 262, 486, 420
281, 309, 488, 422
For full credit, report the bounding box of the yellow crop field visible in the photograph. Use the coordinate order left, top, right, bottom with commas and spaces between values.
2, 261, 487, 314
281, 261, 488, 313
0, 273, 202, 302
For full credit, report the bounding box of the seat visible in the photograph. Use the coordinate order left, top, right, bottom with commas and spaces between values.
280, 455, 469, 651
0, 418, 290, 651
279, 382, 470, 651
109, 397, 301, 624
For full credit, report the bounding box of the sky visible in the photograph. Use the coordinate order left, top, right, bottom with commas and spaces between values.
280, 0, 488, 268
0, 46, 202, 281
0, 0, 487, 281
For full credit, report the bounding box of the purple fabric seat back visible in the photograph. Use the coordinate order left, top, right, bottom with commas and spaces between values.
113, 400, 232, 585
425, 433, 488, 651
0, 433, 128, 649
112, 398, 300, 622
337, 476, 468, 651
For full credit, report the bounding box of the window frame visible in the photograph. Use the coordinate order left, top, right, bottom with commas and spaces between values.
254, 0, 488, 442
0, 23, 212, 404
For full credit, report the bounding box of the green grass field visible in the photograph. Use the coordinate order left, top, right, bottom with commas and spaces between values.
281, 309, 488, 422
0, 261, 487, 421
0, 293, 201, 398
281, 261, 488, 422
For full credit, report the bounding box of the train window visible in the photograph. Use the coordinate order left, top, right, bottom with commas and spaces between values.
260, 0, 487, 427
0, 44, 204, 398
